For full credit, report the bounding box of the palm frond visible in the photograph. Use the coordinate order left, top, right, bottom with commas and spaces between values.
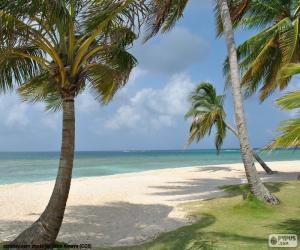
186, 82, 227, 151
215, 118, 227, 153
144, 0, 188, 40
221, 1, 300, 101
0, 0, 141, 113
0, 46, 46, 92
268, 89, 300, 149
277, 91, 300, 110
84, 46, 136, 104
268, 118, 300, 149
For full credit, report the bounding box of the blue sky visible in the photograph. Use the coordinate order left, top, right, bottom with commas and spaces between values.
0, 0, 297, 151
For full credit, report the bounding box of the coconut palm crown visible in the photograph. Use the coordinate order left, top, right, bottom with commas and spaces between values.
144, 0, 279, 204
185, 82, 226, 152
218, 0, 300, 101
186, 81, 275, 174
0, 0, 147, 106
0, 0, 148, 244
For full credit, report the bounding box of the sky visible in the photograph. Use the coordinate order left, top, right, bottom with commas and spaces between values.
0, 0, 297, 152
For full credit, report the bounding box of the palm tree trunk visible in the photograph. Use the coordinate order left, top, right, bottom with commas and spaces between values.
217, 0, 279, 204
10, 97, 75, 246
225, 123, 274, 174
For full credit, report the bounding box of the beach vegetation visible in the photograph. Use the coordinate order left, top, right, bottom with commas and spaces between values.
185, 82, 274, 174
0, 0, 147, 245
219, 0, 300, 102
216, 0, 300, 180
145, 0, 279, 204
92, 181, 300, 249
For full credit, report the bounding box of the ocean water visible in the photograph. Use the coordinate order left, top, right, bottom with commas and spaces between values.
0, 149, 299, 185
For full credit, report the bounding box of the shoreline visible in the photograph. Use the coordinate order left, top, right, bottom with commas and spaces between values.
2, 158, 300, 187
1, 160, 299, 246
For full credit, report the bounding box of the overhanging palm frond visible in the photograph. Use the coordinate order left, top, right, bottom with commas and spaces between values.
216, 0, 292, 35
144, 0, 188, 40
84, 48, 136, 104
0, 46, 46, 92
215, 118, 227, 152
83, 0, 148, 34
215, 0, 251, 36
277, 90, 300, 110
268, 118, 300, 148
279, 63, 300, 80
223, 12, 299, 101
0, 0, 142, 111
268, 90, 300, 149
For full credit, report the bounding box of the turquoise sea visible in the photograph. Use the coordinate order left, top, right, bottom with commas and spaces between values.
0, 149, 299, 185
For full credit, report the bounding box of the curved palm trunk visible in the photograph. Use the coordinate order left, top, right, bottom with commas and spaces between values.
217, 0, 279, 204
225, 123, 275, 174
11, 97, 75, 246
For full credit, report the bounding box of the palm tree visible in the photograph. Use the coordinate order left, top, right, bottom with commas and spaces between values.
217, 0, 279, 204
145, 0, 279, 204
185, 82, 274, 174
0, 0, 147, 244
218, 0, 300, 101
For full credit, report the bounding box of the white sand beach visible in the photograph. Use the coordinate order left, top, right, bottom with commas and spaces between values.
0, 161, 299, 247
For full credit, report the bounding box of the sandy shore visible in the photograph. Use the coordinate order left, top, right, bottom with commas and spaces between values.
0, 160, 299, 247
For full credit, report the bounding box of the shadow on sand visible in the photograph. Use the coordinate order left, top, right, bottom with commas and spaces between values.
0, 202, 186, 247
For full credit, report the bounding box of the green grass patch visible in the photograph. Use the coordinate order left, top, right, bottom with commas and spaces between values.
96, 181, 300, 250
2, 181, 299, 250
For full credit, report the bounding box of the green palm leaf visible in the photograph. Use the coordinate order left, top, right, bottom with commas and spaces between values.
144, 0, 188, 40
0, 0, 145, 109
221, 1, 300, 101
277, 91, 300, 110
186, 82, 226, 153
268, 90, 300, 149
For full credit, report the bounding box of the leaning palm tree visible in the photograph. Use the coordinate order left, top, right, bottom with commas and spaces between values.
145, 0, 279, 204
186, 82, 274, 174
217, 0, 300, 101
0, 0, 147, 244
217, 0, 278, 204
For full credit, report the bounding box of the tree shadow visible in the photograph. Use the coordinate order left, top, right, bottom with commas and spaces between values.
195, 166, 234, 172
273, 219, 300, 235
219, 182, 288, 198
105, 213, 267, 250
260, 172, 299, 183
0, 202, 188, 247
149, 177, 243, 202
147, 167, 296, 202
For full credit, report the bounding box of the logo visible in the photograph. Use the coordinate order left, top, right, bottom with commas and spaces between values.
269, 234, 298, 248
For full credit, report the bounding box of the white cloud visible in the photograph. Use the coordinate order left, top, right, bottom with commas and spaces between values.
5, 103, 29, 127
76, 67, 147, 114
77, 92, 99, 113
0, 93, 60, 131
0, 95, 30, 128
104, 73, 195, 131
42, 113, 60, 130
